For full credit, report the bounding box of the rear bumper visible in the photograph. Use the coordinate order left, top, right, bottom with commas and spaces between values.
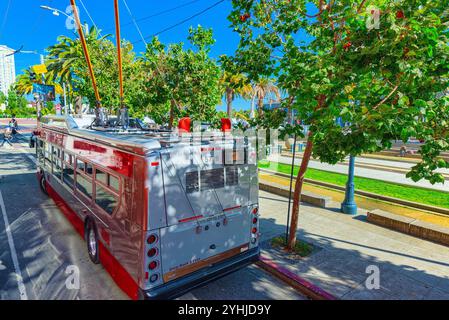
138, 247, 260, 300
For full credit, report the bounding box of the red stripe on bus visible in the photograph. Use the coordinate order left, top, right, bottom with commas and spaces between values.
178, 215, 203, 223
98, 241, 140, 300
45, 179, 139, 300
223, 205, 242, 212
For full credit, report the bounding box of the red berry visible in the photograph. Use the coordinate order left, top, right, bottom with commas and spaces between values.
240, 12, 250, 22
343, 42, 352, 51
396, 10, 405, 19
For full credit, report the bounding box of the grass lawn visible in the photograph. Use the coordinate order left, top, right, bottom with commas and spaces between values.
259, 160, 449, 209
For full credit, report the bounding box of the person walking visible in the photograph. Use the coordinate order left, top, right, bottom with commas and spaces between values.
0, 127, 13, 147
8, 116, 19, 142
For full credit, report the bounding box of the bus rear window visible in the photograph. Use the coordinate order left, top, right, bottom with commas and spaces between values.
201, 168, 224, 190
186, 168, 225, 193
226, 167, 239, 186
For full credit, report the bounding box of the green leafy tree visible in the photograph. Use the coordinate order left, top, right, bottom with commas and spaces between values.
142, 26, 222, 128
0, 91, 6, 105
5, 90, 32, 117
229, 0, 449, 249
46, 27, 147, 117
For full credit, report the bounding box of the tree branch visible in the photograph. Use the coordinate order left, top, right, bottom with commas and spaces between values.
373, 85, 399, 110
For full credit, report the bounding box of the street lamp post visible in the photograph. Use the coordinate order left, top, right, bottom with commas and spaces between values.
39, 5, 89, 34
341, 155, 358, 215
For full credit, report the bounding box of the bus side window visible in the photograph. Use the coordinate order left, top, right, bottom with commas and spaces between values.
95, 168, 107, 184
37, 140, 44, 162
109, 175, 119, 192
44, 143, 51, 168
63, 153, 75, 188
76, 159, 86, 172
52, 146, 62, 178
76, 173, 92, 199
95, 184, 118, 215
86, 163, 93, 176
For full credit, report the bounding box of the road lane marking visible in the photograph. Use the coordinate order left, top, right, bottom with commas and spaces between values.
0, 190, 28, 300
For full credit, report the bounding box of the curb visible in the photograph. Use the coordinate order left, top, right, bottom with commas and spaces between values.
256, 255, 337, 300
259, 180, 331, 208
367, 209, 449, 246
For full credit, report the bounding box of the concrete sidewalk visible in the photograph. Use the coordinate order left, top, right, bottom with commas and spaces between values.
258, 190, 449, 299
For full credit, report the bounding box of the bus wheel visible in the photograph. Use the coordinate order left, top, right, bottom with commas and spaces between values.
86, 220, 100, 264
39, 174, 48, 195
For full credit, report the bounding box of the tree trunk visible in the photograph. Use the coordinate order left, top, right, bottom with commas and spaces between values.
226, 88, 233, 118
287, 131, 313, 250
168, 100, 175, 129
258, 98, 263, 117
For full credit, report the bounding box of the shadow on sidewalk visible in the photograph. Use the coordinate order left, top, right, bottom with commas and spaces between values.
258, 201, 449, 300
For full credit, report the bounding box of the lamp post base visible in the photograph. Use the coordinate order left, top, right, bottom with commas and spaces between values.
341, 203, 358, 215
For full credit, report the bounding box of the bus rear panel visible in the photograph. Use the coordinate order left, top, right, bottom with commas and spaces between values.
141, 140, 260, 298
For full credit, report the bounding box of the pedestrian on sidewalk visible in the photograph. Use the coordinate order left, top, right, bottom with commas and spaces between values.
8, 115, 19, 142
0, 127, 13, 147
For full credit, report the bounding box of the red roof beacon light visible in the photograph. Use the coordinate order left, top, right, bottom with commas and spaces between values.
178, 117, 191, 134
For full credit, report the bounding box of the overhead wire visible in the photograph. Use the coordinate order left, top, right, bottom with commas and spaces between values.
103, 0, 202, 34
0, 0, 12, 40
132, 0, 226, 45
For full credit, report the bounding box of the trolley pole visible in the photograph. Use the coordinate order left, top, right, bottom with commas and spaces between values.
63, 83, 68, 115
341, 155, 357, 215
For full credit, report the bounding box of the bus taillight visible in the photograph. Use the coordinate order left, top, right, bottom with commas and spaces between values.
147, 248, 158, 258
252, 217, 258, 224
251, 227, 257, 234
252, 207, 258, 215
147, 234, 158, 244
149, 261, 158, 270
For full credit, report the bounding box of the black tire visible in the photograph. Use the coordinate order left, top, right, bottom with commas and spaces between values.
39, 174, 48, 195
85, 219, 100, 264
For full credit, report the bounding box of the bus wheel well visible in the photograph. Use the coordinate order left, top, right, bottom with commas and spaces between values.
84, 217, 94, 240
84, 217, 100, 264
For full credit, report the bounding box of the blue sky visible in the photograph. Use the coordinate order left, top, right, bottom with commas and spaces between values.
0, 0, 250, 111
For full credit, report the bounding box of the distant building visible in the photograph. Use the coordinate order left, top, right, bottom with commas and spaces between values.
0, 45, 16, 96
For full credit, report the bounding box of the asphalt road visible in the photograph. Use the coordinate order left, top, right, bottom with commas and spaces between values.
0, 139, 304, 300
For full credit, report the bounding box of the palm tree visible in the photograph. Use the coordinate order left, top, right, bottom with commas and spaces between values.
220, 72, 252, 118
14, 68, 63, 96
251, 78, 281, 118
15, 69, 35, 95
46, 27, 110, 113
